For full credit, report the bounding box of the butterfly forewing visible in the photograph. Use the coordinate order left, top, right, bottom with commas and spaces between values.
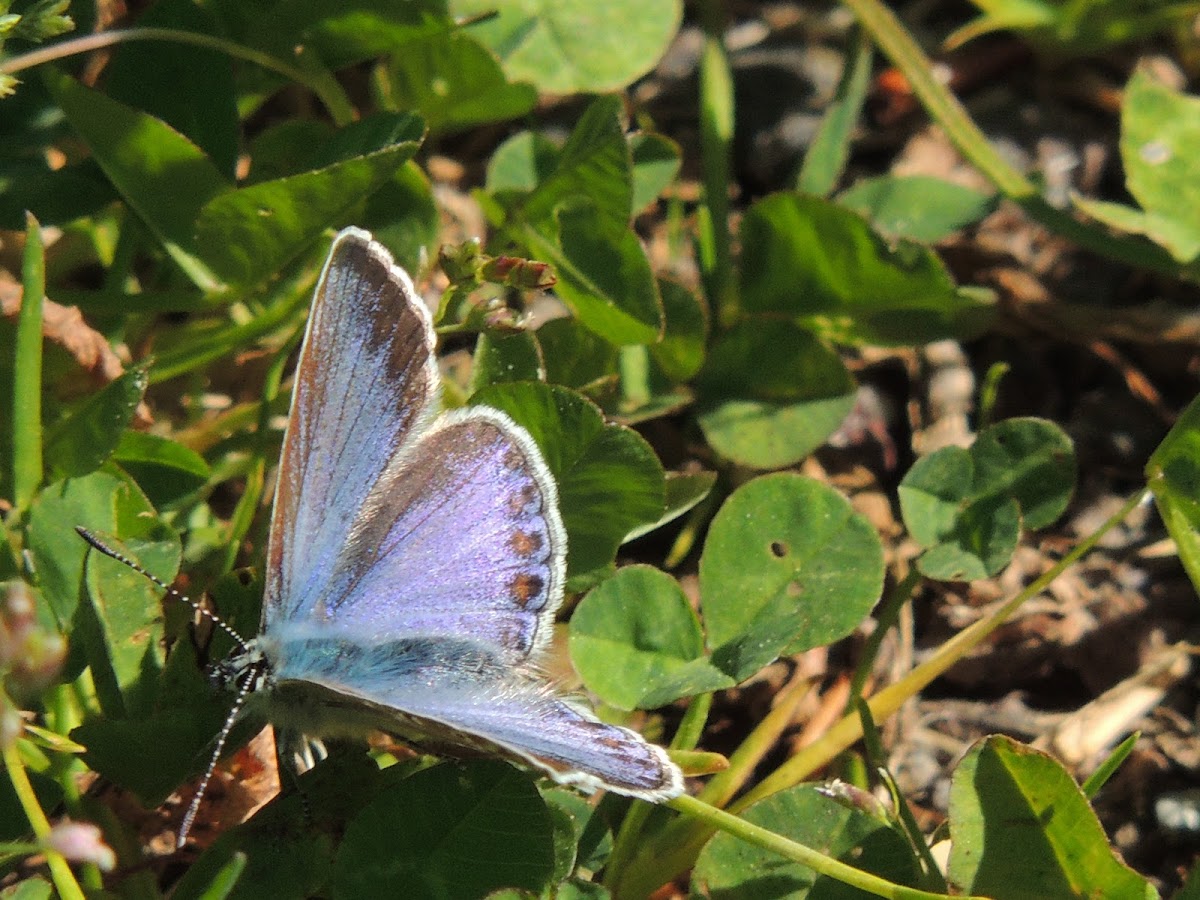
265, 228, 437, 626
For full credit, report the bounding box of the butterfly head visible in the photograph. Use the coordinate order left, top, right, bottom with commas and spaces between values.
208, 641, 271, 694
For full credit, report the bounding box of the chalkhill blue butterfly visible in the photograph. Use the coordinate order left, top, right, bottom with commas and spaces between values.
82, 227, 683, 843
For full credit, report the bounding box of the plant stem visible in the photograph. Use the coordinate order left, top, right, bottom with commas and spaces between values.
12, 214, 45, 512
221, 333, 294, 573
1, 27, 354, 125
667, 794, 989, 900
619, 486, 1151, 896
849, 566, 920, 703
3, 744, 86, 900
696, 674, 813, 809
736, 486, 1150, 809
697, 0, 735, 329
607, 694, 715, 888
839, 0, 1182, 276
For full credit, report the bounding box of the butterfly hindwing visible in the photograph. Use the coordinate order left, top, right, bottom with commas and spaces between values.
317, 407, 565, 664
268, 632, 682, 800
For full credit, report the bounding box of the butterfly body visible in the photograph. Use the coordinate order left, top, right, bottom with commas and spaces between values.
206, 228, 682, 807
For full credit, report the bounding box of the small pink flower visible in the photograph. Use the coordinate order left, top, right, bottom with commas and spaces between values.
43, 821, 116, 871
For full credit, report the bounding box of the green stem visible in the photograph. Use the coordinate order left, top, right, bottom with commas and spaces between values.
849, 567, 920, 703
12, 213, 45, 512
796, 27, 873, 196
618, 486, 1151, 896
3, 744, 86, 900
221, 334, 294, 573
666, 794, 988, 900
697, 0, 735, 329
696, 674, 813, 809
736, 485, 1151, 810
672, 690, 713, 752
44, 685, 98, 891
1, 27, 354, 125
839, 0, 1182, 276
150, 272, 312, 384
606, 801, 656, 891
606, 694, 714, 888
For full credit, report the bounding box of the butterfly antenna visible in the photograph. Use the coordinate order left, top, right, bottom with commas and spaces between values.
74, 526, 249, 650
176, 666, 259, 848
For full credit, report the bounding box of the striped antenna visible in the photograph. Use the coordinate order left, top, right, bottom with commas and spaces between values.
76, 526, 259, 847
74, 527, 249, 650
176, 665, 261, 848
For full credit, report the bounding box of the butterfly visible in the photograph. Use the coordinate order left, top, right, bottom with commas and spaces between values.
83, 228, 683, 843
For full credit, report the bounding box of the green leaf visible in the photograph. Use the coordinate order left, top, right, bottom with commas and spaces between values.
251, 1, 443, 70
612, 343, 694, 424
651, 279, 708, 383
839, 175, 999, 242
692, 783, 917, 898
72, 694, 234, 806
304, 112, 426, 171
26, 470, 167, 630
796, 31, 872, 197
699, 474, 885, 682
520, 96, 633, 235
537, 317, 619, 391
972, 418, 1076, 530
1079, 70, 1200, 264
571, 565, 729, 710
899, 418, 1075, 581
0, 762, 62, 843
949, 0, 1199, 56
74, 569, 264, 804
103, 0, 239, 177
898, 446, 974, 548
0, 877, 54, 900
43, 362, 149, 479
77, 524, 181, 719
489, 103, 667, 348
696, 320, 856, 470
486, 131, 561, 195
363, 162, 441, 276
629, 132, 681, 213
332, 762, 554, 899
471, 383, 665, 583
387, 31, 536, 133
148, 262, 318, 383
623, 471, 717, 543
739, 193, 993, 344
1147, 392, 1200, 598
172, 754, 379, 900
948, 736, 1157, 900
5, 213, 44, 510
187, 851, 247, 900
112, 430, 211, 509
0, 159, 115, 229
194, 115, 424, 285
915, 496, 1020, 582
552, 203, 664, 346
611, 303, 702, 419
247, 120, 336, 184
44, 68, 227, 289
540, 788, 614, 874
544, 795, 580, 884
451, 0, 682, 93
470, 330, 543, 393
